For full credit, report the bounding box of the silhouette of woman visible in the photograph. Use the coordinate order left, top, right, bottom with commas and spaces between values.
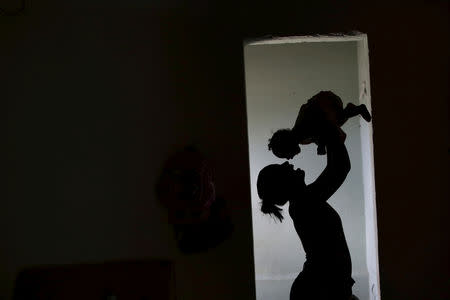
257, 128, 357, 300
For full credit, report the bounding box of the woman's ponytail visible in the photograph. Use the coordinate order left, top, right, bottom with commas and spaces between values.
261, 201, 284, 222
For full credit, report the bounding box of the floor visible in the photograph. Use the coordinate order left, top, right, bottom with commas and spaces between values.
255, 274, 369, 300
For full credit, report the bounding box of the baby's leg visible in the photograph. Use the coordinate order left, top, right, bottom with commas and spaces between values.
343, 103, 372, 122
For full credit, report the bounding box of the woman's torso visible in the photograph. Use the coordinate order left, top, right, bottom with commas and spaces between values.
288, 198, 353, 281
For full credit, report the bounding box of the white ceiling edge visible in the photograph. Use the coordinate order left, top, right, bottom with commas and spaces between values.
245, 33, 367, 46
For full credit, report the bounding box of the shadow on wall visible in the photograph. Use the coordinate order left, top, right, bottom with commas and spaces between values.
156, 146, 233, 254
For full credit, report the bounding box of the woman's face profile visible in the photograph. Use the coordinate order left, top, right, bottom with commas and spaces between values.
279, 162, 305, 181
275, 162, 306, 197
257, 162, 306, 207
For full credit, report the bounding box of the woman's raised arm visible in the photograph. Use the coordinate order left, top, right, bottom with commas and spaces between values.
305, 139, 351, 203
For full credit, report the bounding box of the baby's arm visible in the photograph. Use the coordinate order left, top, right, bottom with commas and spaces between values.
317, 143, 326, 155
316, 124, 346, 155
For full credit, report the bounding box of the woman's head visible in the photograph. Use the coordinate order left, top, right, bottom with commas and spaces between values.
268, 129, 301, 159
257, 162, 306, 222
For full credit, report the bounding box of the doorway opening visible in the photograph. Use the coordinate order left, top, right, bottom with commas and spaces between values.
243, 34, 380, 300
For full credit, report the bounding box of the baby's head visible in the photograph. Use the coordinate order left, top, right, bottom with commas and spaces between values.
268, 129, 300, 159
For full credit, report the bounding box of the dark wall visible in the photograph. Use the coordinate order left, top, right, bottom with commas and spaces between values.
4, 1, 449, 300
4, 10, 256, 300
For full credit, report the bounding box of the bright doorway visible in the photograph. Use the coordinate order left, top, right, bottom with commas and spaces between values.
243, 34, 380, 300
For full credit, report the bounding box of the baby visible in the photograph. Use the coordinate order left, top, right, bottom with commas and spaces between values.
268, 91, 372, 159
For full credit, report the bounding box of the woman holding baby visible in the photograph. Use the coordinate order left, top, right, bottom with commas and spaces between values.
257, 91, 368, 300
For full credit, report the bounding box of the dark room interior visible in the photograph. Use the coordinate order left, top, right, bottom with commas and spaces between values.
3, 1, 449, 299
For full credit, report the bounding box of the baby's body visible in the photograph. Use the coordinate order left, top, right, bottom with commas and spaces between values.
268, 91, 371, 159
292, 91, 371, 155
